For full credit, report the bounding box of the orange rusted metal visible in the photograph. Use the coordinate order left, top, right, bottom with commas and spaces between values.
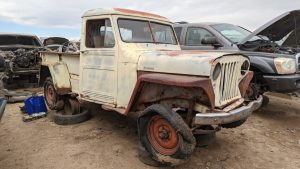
114, 8, 167, 19
239, 71, 254, 97
159, 50, 206, 57
124, 73, 215, 115
45, 85, 55, 105
147, 115, 179, 155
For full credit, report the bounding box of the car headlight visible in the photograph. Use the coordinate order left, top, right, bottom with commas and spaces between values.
274, 58, 296, 74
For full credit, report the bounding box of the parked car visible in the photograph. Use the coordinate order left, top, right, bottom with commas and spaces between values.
0, 33, 48, 86
39, 8, 262, 166
174, 10, 300, 103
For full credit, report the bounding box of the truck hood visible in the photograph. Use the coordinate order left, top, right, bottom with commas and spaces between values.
239, 10, 300, 48
138, 50, 232, 76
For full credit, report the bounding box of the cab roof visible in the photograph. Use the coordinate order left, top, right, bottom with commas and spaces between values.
82, 8, 170, 23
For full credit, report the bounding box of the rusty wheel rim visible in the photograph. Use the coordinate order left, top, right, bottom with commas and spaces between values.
46, 85, 55, 105
147, 115, 179, 155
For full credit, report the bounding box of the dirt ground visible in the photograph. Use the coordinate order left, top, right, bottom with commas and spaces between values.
0, 93, 299, 169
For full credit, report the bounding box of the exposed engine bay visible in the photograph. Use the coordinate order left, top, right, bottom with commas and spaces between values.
239, 39, 300, 55
0, 47, 49, 86
0, 48, 44, 70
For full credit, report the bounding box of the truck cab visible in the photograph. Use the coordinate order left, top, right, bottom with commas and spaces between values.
40, 8, 262, 166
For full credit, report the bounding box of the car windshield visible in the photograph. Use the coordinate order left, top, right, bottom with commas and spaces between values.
118, 19, 177, 44
0, 35, 41, 46
212, 24, 252, 43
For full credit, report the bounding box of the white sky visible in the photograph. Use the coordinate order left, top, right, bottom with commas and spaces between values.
0, 0, 299, 37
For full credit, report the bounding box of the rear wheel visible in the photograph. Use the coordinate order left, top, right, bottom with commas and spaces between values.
138, 104, 196, 166
44, 77, 64, 110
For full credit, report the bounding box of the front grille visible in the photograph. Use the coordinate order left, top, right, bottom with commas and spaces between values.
212, 55, 248, 107
219, 62, 240, 103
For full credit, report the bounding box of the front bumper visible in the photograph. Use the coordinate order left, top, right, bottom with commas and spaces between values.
194, 95, 263, 125
263, 73, 300, 93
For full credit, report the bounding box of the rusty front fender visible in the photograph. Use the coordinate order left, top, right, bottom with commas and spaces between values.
124, 73, 215, 115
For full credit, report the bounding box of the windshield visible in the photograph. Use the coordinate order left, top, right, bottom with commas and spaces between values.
0, 35, 41, 46
118, 19, 177, 44
212, 24, 252, 43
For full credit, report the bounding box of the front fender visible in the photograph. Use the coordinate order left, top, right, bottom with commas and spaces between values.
249, 56, 277, 74
46, 62, 71, 94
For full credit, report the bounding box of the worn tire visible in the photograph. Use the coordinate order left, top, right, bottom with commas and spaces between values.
138, 104, 196, 167
44, 77, 64, 110
261, 95, 269, 107
53, 108, 91, 125
221, 118, 247, 128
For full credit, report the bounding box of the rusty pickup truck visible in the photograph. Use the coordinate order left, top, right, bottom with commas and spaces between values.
39, 8, 262, 166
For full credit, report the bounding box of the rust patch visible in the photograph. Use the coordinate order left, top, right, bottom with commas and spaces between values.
57, 87, 71, 95
223, 98, 244, 112
239, 71, 254, 97
160, 50, 206, 57
114, 8, 167, 19
147, 115, 179, 155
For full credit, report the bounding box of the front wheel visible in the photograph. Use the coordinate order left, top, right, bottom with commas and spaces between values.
138, 104, 196, 167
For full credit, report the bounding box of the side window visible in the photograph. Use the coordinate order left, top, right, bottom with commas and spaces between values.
174, 27, 182, 42
185, 27, 214, 46
85, 19, 115, 48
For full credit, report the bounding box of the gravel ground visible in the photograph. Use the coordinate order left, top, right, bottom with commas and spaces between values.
0, 93, 299, 169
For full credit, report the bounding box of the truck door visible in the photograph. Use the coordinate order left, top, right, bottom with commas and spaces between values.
80, 17, 117, 105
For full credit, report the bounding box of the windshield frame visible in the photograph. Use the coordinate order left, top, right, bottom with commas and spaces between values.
117, 18, 178, 45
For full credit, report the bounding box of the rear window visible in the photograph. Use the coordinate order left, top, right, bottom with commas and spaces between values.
0, 35, 41, 46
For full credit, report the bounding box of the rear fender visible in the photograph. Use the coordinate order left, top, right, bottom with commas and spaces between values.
46, 62, 71, 95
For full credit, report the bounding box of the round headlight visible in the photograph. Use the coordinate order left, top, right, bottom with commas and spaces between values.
241, 60, 250, 75
213, 63, 221, 80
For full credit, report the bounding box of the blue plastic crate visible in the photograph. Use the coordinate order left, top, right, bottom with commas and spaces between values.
24, 96, 47, 115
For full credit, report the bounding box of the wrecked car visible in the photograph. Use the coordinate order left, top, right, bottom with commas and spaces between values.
174, 10, 300, 103
0, 33, 47, 86
39, 8, 262, 166
43, 37, 79, 53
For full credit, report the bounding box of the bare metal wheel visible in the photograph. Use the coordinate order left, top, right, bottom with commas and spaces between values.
44, 77, 64, 110
147, 115, 180, 155
45, 85, 55, 105
138, 104, 196, 167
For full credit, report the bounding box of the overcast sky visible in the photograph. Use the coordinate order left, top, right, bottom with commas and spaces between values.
0, 0, 299, 39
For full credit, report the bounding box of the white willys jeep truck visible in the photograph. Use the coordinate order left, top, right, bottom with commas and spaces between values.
39, 8, 262, 166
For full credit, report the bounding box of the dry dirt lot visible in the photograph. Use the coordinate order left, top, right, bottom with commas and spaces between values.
0, 93, 299, 169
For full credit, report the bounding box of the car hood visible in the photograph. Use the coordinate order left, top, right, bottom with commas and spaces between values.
43, 37, 69, 46
138, 50, 236, 76
239, 10, 300, 48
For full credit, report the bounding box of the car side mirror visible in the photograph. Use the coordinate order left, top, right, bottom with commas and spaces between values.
201, 37, 223, 48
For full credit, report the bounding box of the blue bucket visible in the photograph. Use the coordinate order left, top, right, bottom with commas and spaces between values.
24, 96, 47, 115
